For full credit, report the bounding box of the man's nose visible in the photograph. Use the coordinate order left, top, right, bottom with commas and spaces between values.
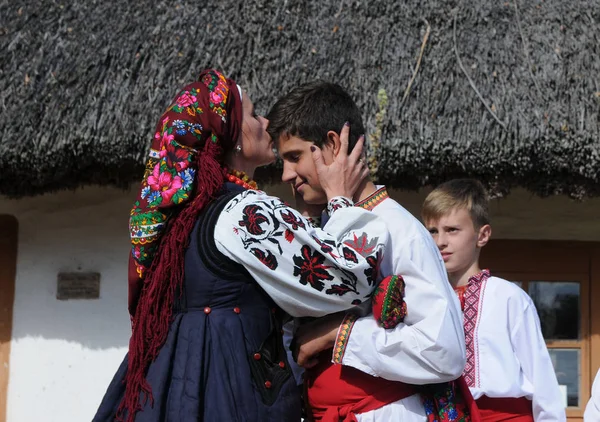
281, 162, 296, 184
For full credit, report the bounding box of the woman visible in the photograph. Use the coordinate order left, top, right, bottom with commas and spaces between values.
94, 69, 390, 422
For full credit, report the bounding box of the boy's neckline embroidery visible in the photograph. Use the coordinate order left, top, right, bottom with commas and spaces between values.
356, 187, 388, 211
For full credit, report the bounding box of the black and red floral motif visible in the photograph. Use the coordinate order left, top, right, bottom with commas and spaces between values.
364, 249, 383, 286
227, 190, 386, 299
293, 245, 334, 292
250, 248, 278, 270
342, 247, 359, 264
326, 284, 355, 296
326, 196, 353, 216
239, 204, 269, 235
281, 210, 306, 230
312, 235, 337, 256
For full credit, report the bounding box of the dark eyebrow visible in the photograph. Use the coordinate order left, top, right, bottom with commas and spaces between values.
280, 149, 303, 160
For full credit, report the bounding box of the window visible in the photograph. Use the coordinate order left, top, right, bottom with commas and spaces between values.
482, 240, 600, 421
509, 277, 588, 410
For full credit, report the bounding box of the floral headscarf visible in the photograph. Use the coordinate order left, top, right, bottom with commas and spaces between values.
127, 69, 241, 315
119, 69, 242, 422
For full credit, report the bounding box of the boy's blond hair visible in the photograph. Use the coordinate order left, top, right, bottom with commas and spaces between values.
421, 179, 490, 228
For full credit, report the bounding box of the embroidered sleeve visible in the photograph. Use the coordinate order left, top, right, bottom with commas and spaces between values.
331, 235, 466, 383
214, 190, 391, 317
327, 196, 353, 216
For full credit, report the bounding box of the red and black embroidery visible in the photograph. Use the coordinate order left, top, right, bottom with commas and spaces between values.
325, 267, 359, 296
250, 248, 278, 270
239, 204, 269, 235
293, 245, 334, 291
227, 190, 386, 297
312, 235, 337, 256
364, 249, 383, 286
326, 284, 356, 296
326, 196, 353, 215
342, 247, 359, 264
281, 210, 306, 230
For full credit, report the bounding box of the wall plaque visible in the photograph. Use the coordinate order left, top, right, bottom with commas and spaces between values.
57, 272, 100, 300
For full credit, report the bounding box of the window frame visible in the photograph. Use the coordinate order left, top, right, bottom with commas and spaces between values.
498, 272, 589, 417
481, 239, 598, 421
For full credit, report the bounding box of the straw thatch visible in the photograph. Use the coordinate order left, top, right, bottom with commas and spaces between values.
1, 0, 599, 198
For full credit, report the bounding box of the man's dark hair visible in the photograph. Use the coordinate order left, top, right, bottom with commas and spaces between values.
267, 81, 365, 151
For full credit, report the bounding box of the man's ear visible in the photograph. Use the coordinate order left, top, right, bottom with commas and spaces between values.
325, 130, 342, 156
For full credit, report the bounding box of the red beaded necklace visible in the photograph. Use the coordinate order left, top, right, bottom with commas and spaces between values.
226, 169, 258, 190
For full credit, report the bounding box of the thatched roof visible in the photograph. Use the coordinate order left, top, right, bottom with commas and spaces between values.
2, 0, 599, 198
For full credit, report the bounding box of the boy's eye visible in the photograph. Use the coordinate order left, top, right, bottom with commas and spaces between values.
428, 229, 438, 235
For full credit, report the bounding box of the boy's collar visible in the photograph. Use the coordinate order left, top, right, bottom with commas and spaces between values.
356, 186, 388, 210
468, 269, 491, 285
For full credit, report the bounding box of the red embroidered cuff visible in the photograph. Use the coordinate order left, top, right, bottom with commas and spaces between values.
332, 313, 358, 364
372, 275, 407, 329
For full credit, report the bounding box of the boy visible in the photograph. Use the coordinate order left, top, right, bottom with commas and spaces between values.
267, 82, 467, 421
422, 179, 566, 421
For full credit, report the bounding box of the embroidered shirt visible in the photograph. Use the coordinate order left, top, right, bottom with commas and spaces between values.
329, 186, 466, 421
214, 190, 390, 318
460, 270, 566, 421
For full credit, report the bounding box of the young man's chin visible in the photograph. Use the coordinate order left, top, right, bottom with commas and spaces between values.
302, 192, 327, 206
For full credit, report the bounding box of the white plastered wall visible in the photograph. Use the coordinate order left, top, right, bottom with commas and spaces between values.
0, 183, 599, 421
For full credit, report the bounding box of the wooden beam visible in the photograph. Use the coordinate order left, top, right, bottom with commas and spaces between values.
0, 215, 18, 422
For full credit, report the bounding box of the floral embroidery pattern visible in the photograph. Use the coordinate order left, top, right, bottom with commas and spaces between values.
250, 248, 278, 270
227, 190, 384, 296
364, 249, 383, 287
284, 229, 295, 243
343, 232, 378, 257
201, 71, 229, 122
326, 196, 353, 216
130, 116, 198, 271
342, 247, 359, 264
293, 245, 334, 291
420, 382, 470, 422
281, 210, 306, 230
169, 89, 205, 118
239, 204, 269, 235
313, 236, 334, 253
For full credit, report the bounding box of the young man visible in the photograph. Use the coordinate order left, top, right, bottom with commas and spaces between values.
267, 82, 467, 421
422, 179, 566, 421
